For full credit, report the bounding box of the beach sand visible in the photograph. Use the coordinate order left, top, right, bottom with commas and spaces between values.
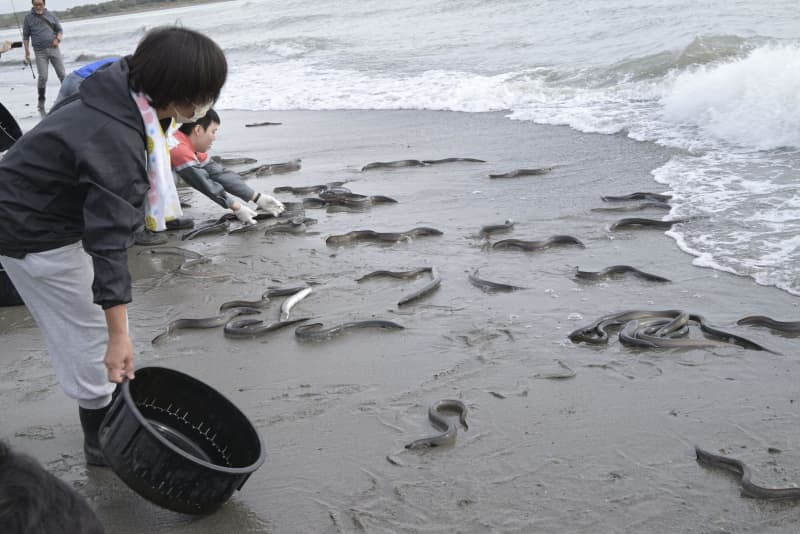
1, 84, 800, 533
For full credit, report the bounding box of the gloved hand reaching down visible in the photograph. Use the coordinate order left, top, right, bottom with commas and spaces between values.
254, 193, 285, 217
233, 203, 257, 225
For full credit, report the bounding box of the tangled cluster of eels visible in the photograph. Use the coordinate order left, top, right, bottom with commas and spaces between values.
568, 309, 774, 352
151, 306, 262, 344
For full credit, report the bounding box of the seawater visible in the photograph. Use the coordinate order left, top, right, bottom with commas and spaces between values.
2, 0, 799, 294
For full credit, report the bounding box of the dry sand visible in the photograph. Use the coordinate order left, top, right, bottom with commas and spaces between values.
1, 83, 800, 533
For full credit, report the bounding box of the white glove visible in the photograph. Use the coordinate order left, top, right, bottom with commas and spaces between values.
233, 204, 257, 225
254, 193, 285, 217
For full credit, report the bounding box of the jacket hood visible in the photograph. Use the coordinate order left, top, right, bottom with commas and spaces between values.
78, 58, 143, 136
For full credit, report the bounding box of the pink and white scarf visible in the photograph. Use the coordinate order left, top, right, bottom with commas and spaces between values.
130, 91, 182, 232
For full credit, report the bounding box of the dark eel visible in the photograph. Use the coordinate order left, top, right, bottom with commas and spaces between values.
492, 235, 584, 251
601, 192, 672, 202
489, 168, 552, 179
356, 268, 432, 282
263, 217, 312, 235
422, 158, 486, 164
302, 197, 328, 209
695, 446, 800, 500
368, 195, 399, 204
241, 159, 301, 176
181, 220, 229, 241
479, 219, 514, 237
211, 155, 258, 166
144, 246, 203, 260
736, 315, 800, 333
151, 307, 261, 344
361, 160, 427, 171
144, 247, 218, 278
468, 268, 525, 292
244, 121, 282, 127
326, 204, 370, 214
361, 158, 485, 171
228, 221, 271, 235
274, 181, 345, 195
223, 317, 309, 338
398, 267, 442, 307
219, 295, 271, 311
609, 217, 690, 230
326, 227, 443, 246
574, 265, 671, 283
404, 399, 469, 449
294, 320, 404, 342
263, 285, 310, 298
591, 201, 671, 212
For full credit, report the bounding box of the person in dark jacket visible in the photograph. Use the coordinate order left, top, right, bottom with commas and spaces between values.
0, 26, 227, 467
0, 441, 105, 534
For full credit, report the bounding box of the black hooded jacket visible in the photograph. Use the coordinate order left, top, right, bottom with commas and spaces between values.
0, 59, 149, 309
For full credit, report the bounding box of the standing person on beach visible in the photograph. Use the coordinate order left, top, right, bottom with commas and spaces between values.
0, 26, 227, 466
171, 108, 285, 223
22, 0, 66, 107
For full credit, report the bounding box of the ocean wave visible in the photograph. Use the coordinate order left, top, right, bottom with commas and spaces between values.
661, 43, 800, 150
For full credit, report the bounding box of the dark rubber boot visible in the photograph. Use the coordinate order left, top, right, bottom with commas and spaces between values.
165, 216, 195, 230
79, 405, 111, 467
37, 87, 45, 104
133, 229, 168, 246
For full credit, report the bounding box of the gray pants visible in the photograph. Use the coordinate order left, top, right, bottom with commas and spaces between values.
34, 46, 66, 93
0, 242, 117, 409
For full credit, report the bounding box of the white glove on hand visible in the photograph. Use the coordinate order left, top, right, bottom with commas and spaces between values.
233, 204, 257, 225
254, 193, 285, 217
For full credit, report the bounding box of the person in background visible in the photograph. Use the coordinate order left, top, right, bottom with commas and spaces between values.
0, 441, 105, 533
22, 0, 65, 107
0, 26, 227, 467
171, 108, 285, 223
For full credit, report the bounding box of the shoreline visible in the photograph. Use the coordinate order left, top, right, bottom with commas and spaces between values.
0, 0, 234, 30
2, 101, 800, 532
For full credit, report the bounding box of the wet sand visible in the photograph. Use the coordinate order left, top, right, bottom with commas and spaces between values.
2, 93, 800, 533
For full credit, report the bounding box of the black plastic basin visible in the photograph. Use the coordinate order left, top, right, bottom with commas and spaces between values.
99, 366, 265, 515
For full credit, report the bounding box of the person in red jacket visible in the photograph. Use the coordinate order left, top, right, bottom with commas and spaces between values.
170, 108, 284, 223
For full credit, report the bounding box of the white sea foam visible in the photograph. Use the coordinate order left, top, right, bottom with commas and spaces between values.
661, 45, 800, 151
